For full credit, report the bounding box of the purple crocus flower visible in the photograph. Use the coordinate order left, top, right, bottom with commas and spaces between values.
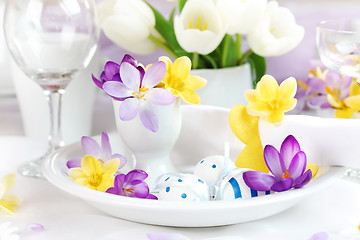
106, 169, 157, 199
66, 132, 127, 169
243, 135, 312, 192
308, 70, 353, 109
102, 60, 175, 132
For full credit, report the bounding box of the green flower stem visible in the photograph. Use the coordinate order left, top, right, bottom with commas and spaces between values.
192, 52, 199, 69
148, 34, 177, 59
221, 34, 231, 68
238, 49, 253, 65
236, 34, 242, 63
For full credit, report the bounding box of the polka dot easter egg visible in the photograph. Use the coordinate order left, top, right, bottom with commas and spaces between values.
193, 155, 236, 186
217, 168, 272, 200
155, 173, 210, 201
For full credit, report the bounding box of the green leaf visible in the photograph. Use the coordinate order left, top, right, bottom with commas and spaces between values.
219, 35, 237, 68
247, 53, 266, 88
169, 7, 176, 25
179, 0, 187, 12
147, 3, 189, 58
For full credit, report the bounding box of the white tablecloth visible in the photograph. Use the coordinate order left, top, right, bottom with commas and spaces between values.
0, 95, 359, 240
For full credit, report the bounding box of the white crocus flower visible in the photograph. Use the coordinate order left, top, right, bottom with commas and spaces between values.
97, 0, 158, 55
174, 0, 227, 55
247, 1, 304, 57
216, 0, 267, 35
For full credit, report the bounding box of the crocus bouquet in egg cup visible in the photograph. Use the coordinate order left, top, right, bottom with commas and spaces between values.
294, 61, 360, 118
96, 0, 304, 86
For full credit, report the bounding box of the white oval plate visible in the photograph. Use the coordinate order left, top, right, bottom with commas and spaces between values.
42, 105, 346, 227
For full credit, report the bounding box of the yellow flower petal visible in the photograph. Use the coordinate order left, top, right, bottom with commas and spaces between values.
0, 174, 17, 197
102, 158, 120, 175
179, 88, 201, 104
244, 89, 259, 104
158, 56, 172, 71
0, 202, 16, 215
185, 75, 207, 89
350, 81, 360, 96
306, 163, 318, 178
246, 104, 269, 118
327, 94, 342, 108
81, 155, 103, 177
172, 56, 191, 80
335, 109, 354, 119
280, 98, 297, 112
2, 194, 21, 209
68, 168, 87, 181
266, 111, 284, 123
257, 75, 279, 101
345, 95, 360, 111
97, 174, 115, 192
278, 77, 297, 100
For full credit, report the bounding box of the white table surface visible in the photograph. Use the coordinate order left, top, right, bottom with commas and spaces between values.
0, 94, 359, 240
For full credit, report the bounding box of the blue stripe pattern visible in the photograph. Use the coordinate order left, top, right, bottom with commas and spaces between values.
250, 189, 258, 197
265, 191, 271, 195
228, 177, 242, 199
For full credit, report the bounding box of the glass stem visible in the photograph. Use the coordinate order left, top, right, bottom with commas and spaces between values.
44, 88, 65, 153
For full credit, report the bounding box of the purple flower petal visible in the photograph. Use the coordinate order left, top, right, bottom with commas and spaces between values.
92, 74, 103, 89
111, 73, 122, 82
111, 153, 127, 169
146, 88, 175, 106
294, 169, 312, 189
288, 151, 307, 180
114, 174, 126, 193
129, 180, 150, 198
118, 98, 139, 121
142, 61, 166, 88
106, 187, 118, 195
21, 223, 45, 233
81, 136, 101, 157
243, 171, 276, 191
307, 77, 327, 94
121, 54, 137, 67
66, 158, 81, 168
103, 81, 132, 99
125, 169, 148, 182
270, 177, 293, 192
120, 62, 141, 92
139, 107, 159, 132
264, 145, 285, 180
280, 135, 301, 169
101, 132, 112, 160
104, 61, 120, 81
308, 232, 329, 240
146, 194, 158, 200
309, 96, 329, 108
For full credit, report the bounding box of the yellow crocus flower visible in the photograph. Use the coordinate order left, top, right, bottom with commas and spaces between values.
68, 155, 119, 192
245, 75, 297, 123
0, 174, 21, 214
158, 56, 206, 104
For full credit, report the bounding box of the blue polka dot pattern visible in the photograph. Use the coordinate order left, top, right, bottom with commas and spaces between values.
181, 193, 187, 199
200, 160, 204, 164
165, 177, 170, 181
212, 164, 216, 168
166, 187, 170, 192
178, 179, 183, 182
198, 179, 204, 183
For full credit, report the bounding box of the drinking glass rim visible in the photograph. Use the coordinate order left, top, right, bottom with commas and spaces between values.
317, 18, 360, 34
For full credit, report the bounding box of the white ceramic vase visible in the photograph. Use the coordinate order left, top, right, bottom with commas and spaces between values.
112, 98, 182, 188
191, 63, 252, 109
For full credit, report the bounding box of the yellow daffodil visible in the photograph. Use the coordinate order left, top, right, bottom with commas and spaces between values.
68, 155, 119, 192
0, 174, 21, 215
328, 81, 360, 118
245, 75, 297, 123
158, 56, 207, 104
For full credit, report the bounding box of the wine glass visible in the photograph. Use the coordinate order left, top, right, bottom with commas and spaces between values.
317, 18, 360, 183
4, 0, 99, 177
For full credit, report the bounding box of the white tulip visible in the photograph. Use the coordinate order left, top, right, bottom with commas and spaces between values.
174, 0, 227, 55
216, 0, 267, 35
97, 0, 158, 55
247, 1, 304, 57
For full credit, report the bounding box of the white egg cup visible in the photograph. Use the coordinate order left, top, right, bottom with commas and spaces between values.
112, 98, 182, 189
